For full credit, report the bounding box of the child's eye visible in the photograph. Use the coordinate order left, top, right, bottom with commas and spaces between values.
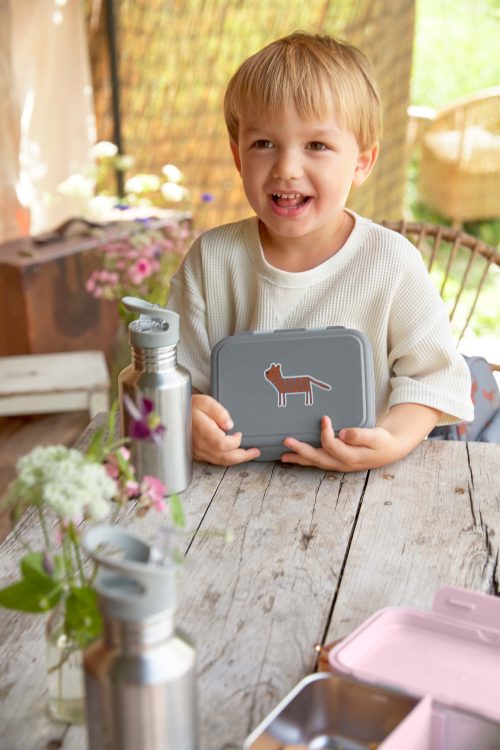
308, 141, 328, 151
252, 139, 274, 149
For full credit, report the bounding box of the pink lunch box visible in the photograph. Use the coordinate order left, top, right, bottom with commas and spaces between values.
328, 585, 500, 749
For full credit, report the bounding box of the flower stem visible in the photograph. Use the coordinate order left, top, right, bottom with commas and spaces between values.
38, 507, 51, 549
62, 535, 76, 586
72, 538, 86, 587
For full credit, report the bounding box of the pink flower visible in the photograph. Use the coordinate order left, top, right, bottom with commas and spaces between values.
105, 462, 119, 480
118, 446, 131, 461
128, 258, 154, 284
140, 475, 167, 512
125, 480, 140, 498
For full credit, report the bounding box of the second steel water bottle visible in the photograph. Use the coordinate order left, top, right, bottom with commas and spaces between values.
118, 296, 192, 495
83, 525, 197, 750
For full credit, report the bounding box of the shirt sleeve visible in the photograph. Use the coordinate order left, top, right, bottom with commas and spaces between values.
167, 237, 212, 393
386, 251, 474, 425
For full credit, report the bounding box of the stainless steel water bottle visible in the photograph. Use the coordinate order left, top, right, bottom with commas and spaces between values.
118, 296, 192, 495
82, 524, 197, 750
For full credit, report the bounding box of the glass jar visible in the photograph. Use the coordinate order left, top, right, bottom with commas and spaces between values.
45, 599, 85, 724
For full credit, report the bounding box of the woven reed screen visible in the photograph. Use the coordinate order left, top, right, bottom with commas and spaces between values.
88, 0, 415, 230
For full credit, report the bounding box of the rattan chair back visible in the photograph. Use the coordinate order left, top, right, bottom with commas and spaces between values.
382, 220, 500, 369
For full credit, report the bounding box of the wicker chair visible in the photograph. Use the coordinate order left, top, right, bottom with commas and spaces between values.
414, 87, 500, 225
382, 220, 500, 371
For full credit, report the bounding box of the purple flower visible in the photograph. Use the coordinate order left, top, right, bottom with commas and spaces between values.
123, 393, 166, 445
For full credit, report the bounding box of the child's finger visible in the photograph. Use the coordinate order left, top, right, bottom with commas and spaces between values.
193, 394, 234, 431
219, 447, 261, 466
281, 437, 323, 465
338, 427, 380, 448
196, 445, 260, 466
194, 411, 239, 449
320, 415, 336, 451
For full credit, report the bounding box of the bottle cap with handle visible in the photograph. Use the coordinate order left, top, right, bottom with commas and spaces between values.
122, 296, 180, 349
82, 524, 176, 622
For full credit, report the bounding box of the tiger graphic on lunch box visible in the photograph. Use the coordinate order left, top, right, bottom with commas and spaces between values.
264, 363, 332, 407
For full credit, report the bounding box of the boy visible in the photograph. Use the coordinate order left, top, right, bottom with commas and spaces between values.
167, 31, 473, 470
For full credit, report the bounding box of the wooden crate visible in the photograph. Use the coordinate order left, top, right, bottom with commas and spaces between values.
0, 216, 187, 361
0, 228, 119, 360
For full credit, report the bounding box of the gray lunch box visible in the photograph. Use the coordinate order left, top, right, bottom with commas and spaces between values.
211, 327, 375, 461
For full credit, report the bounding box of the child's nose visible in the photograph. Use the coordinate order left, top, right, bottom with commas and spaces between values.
271, 149, 303, 180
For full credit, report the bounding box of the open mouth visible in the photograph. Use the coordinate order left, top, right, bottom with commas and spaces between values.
271, 192, 312, 209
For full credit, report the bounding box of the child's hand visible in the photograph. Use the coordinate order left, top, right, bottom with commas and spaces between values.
281, 404, 441, 472
192, 394, 261, 466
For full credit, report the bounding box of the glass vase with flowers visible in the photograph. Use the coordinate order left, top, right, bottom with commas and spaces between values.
0, 407, 184, 724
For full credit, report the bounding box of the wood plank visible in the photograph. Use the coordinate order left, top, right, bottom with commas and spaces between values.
466, 440, 500, 594
325, 440, 500, 647
152, 462, 368, 748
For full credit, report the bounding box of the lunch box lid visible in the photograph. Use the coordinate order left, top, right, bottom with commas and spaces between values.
211, 326, 375, 461
328, 586, 500, 723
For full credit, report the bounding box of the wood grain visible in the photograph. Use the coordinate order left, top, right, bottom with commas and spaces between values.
325, 440, 500, 646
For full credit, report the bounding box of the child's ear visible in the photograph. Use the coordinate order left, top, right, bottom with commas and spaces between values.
352, 142, 379, 187
230, 140, 242, 174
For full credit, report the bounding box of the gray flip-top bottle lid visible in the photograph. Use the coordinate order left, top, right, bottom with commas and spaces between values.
82, 525, 176, 622
122, 296, 179, 348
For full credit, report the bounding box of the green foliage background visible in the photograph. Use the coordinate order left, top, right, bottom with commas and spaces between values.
411, 0, 500, 107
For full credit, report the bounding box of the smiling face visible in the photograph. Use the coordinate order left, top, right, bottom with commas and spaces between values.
231, 102, 378, 263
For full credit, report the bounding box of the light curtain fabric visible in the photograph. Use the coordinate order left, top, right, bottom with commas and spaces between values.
0, 0, 95, 241
0, 2, 25, 242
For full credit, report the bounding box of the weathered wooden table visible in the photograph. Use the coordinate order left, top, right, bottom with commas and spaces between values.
0, 419, 499, 750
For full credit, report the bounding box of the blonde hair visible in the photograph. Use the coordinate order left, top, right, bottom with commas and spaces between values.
224, 31, 382, 151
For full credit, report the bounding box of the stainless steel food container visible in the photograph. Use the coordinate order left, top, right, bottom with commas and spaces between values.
243, 671, 418, 750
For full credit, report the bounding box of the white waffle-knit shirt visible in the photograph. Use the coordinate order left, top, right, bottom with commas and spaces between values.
167, 213, 473, 425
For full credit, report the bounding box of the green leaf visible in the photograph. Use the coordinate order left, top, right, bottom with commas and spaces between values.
20, 552, 64, 582
85, 425, 106, 461
65, 587, 102, 647
0, 577, 63, 613
170, 493, 186, 528
107, 408, 117, 451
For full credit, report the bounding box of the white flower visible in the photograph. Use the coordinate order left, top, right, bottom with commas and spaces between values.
90, 141, 119, 159
161, 164, 183, 183
85, 195, 116, 222
114, 154, 135, 171
56, 173, 95, 201
161, 182, 188, 203
125, 174, 161, 194
15, 446, 115, 523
